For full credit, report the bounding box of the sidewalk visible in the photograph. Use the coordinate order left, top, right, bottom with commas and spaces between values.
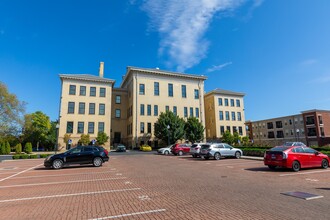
241, 155, 263, 161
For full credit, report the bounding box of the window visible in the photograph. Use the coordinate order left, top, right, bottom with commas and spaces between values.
190, 107, 193, 117
66, 122, 73, 133
90, 87, 96, 97
154, 82, 159, 96
225, 111, 230, 120
184, 107, 188, 117
88, 122, 94, 134
100, 88, 106, 97
166, 106, 169, 112
318, 115, 323, 124
195, 108, 199, 118
147, 105, 151, 116
306, 116, 315, 125
236, 99, 240, 107
233, 126, 237, 133
99, 104, 105, 115
276, 121, 283, 128
173, 106, 177, 115
231, 112, 236, 121
181, 85, 187, 98
115, 95, 121, 104
140, 104, 145, 115
77, 122, 84, 134
154, 105, 158, 116
226, 126, 231, 133
320, 127, 325, 136
98, 122, 104, 132
80, 86, 86, 96
230, 99, 235, 107
289, 119, 292, 125
140, 122, 145, 133
219, 111, 224, 120
69, 85, 76, 95
89, 103, 95, 115
268, 131, 275, 138
168, 84, 173, 97
139, 84, 145, 95
218, 98, 223, 106
276, 130, 284, 138
68, 102, 75, 114
194, 89, 199, 99
147, 123, 151, 133
115, 109, 121, 118
225, 98, 229, 106
239, 127, 243, 135
78, 102, 85, 114
237, 112, 242, 121
267, 122, 273, 129
307, 127, 317, 136
220, 126, 225, 135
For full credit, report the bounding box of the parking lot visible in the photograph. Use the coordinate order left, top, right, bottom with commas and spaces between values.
0, 153, 330, 220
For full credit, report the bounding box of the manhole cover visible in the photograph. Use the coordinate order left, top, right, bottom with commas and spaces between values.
281, 191, 323, 200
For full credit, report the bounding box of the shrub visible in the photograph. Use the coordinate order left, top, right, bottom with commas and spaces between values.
5, 142, 11, 154
29, 154, 38, 159
20, 154, 29, 159
242, 148, 266, 157
13, 154, 21, 159
24, 142, 33, 154
15, 143, 22, 154
0, 142, 4, 155
39, 154, 49, 158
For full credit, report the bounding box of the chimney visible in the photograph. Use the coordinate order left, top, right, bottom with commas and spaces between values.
99, 62, 104, 78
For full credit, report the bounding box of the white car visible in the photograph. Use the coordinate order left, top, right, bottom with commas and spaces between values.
157, 145, 173, 155
190, 143, 207, 158
200, 143, 243, 160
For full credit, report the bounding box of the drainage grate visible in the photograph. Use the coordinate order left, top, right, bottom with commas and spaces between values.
281, 191, 323, 200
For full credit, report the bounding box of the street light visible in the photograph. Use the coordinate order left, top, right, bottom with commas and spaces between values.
167, 125, 170, 146
55, 123, 60, 154
296, 129, 300, 142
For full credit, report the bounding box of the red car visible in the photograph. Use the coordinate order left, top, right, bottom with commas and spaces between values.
264, 145, 329, 172
171, 143, 191, 156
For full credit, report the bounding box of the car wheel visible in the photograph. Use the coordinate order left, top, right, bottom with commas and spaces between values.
52, 159, 63, 169
178, 151, 183, 156
214, 152, 221, 160
164, 150, 169, 155
321, 159, 329, 169
292, 160, 300, 172
268, 165, 276, 170
93, 157, 103, 167
235, 151, 241, 159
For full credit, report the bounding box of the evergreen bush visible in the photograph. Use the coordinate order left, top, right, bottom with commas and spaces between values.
24, 142, 33, 154
15, 143, 22, 154
5, 142, 11, 154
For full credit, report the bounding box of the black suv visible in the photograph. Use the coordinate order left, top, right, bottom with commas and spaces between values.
44, 146, 109, 169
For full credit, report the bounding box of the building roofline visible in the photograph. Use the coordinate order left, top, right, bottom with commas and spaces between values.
248, 114, 302, 123
120, 66, 207, 87
301, 109, 330, 114
59, 74, 115, 85
204, 88, 245, 97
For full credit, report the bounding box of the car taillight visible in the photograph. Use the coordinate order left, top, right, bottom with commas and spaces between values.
195, 147, 198, 150
104, 149, 109, 156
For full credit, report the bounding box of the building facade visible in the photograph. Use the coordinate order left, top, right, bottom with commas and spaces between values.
204, 89, 246, 141
246, 109, 330, 147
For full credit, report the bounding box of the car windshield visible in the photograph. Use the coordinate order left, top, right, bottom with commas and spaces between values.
191, 144, 198, 148
283, 142, 294, 146
270, 146, 291, 152
201, 144, 210, 150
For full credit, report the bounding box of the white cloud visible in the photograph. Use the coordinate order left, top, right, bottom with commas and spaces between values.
142, 0, 246, 72
207, 62, 233, 72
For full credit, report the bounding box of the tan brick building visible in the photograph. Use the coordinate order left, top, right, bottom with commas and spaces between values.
204, 89, 246, 141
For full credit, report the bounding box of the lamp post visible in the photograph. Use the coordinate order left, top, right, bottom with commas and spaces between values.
55, 123, 60, 154
167, 125, 170, 146
296, 129, 300, 142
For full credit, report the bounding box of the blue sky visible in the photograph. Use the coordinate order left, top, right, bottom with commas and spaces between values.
1, 0, 330, 121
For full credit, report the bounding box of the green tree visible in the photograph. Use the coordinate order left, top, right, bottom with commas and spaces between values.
154, 111, 185, 145
96, 132, 109, 145
24, 142, 32, 154
242, 136, 250, 146
5, 141, 11, 154
184, 117, 204, 143
23, 111, 51, 149
0, 82, 26, 137
0, 142, 4, 155
79, 134, 90, 146
221, 130, 234, 144
63, 133, 71, 146
15, 143, 22, 154
232, 132, 242, 145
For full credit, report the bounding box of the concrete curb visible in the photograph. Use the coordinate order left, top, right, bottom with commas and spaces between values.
241, 156, 264, 161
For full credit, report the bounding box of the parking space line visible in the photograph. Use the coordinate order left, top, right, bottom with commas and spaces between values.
11, 171, 117, 179
216, 161, 261, 167
0, 188, 141, 203
0, 177, 126, 188
89, 209, 166, 220
279, 170, 330, 177
0, 163, 43, 182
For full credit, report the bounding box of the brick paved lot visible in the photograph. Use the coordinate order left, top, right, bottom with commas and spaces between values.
0, 153, 329, 220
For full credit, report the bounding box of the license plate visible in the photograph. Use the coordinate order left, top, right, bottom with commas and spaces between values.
271, 154, 275, 159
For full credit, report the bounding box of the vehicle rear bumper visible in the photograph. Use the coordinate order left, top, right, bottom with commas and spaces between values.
264, 159, 289, 168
